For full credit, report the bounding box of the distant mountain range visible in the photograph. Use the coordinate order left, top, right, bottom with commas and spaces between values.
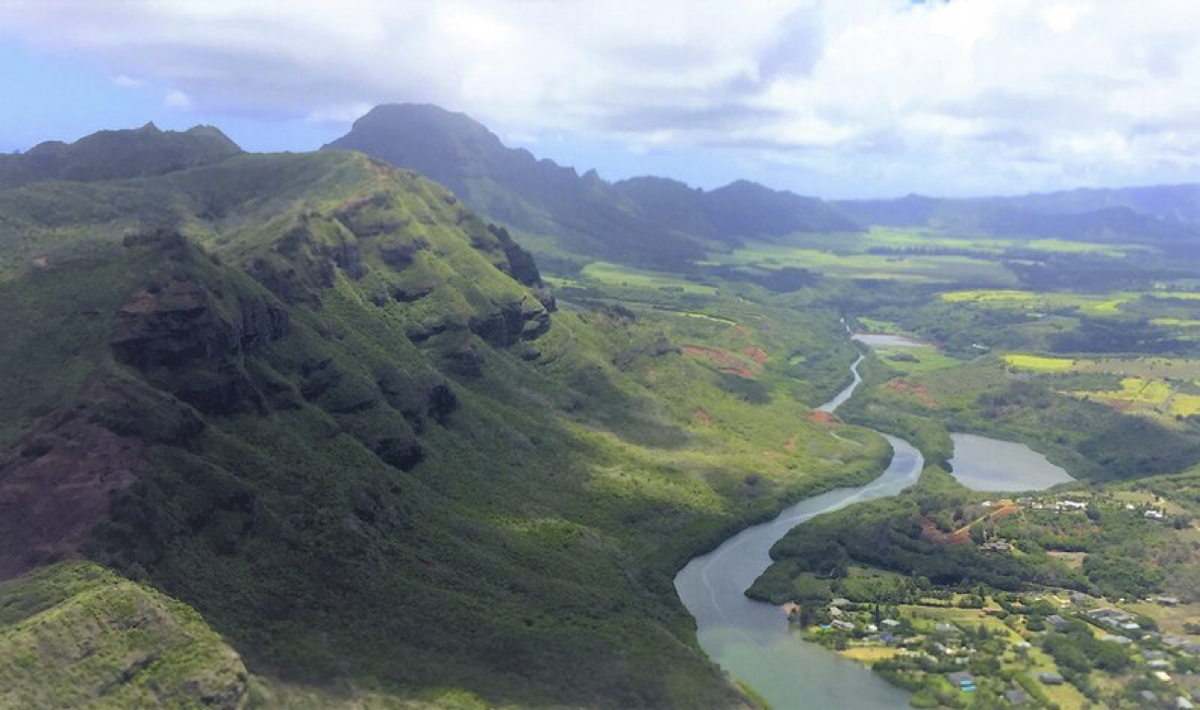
0, 122, 241, 189
323, 104, 859, 267
325, 103, 1200, 262
834, 188, 1200, 252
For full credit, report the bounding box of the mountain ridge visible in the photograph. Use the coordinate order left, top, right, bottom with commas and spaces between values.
323, 103, 860, 268
0, 123, 242, 189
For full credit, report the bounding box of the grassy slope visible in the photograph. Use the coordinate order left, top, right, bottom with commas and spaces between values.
0, 150, 885, 708
0, 561, 249, 710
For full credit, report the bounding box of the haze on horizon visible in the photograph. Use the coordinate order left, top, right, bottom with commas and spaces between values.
1, 0, 1198, 199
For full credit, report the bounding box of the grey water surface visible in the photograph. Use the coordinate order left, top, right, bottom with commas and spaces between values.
852, 333, 931, 348
674, 356, 920, 709
948, 433, 1075, 492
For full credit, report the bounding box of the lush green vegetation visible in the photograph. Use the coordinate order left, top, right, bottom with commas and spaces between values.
9, 107, 1200, 710
0, 561, 249, 709
0, 125, 892, 709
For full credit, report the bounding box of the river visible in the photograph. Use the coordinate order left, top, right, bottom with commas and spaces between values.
674, 354, 921, 710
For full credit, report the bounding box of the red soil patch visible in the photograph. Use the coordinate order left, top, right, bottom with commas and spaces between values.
682, 345, 736, 364
918, 516, 973, 546
989, 505, 1020, 521
917, 504, 1022, 548
885, 379, 936, 407
784, 433, 796, 452
809, 411, 837, 424
682, 345, 759, 379
694, 408, 712, 424
743, 346, 768, 364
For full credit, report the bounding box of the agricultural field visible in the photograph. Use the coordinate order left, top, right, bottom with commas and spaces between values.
940, 289, 1139, 317
874, 345, 963, 377
546, 260, 720, 298
1000, 354, 1200, 421
701, 242, 1019, 285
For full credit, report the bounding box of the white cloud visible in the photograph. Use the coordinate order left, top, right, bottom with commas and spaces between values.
163, 89, 193, 110
2, 0, 1200, 195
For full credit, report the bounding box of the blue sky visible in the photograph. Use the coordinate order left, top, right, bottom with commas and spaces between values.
1, 1, 1198, 198
0, 37, 745, 193
0, 42, 341, 154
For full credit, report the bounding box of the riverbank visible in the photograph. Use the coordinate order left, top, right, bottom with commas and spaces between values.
674, 352, 925, 709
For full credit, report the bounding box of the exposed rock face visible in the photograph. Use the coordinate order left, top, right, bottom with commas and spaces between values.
468, 299, 552, 347
487, 224, 542, 287
111, 270, 288, 414
374, 437, 424, 471
444, 339, 484, 377
427, 383, 458, 424
0, 376, 203, 579
247, 218, 367, 305
379, 239, 429, 269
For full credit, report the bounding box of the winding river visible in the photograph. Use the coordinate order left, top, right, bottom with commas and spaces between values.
674, 354, 920, 710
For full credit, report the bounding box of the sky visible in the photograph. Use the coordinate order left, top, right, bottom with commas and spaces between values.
1, 0, 1199, 199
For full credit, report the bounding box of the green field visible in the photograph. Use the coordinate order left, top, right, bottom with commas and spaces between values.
576, 261, 720, 294
873, 345, 962, 376
941, 289, 1138, 316
700, 241, 1019, 285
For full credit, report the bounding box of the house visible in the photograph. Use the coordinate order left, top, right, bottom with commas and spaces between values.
1149, 659, 1172, 670
1141, 691, 1159, 704
1046, 614, 1069, 629
1061, 499, 1088, 510
1154, 671, 1172, 682
1100, 634, 1132, 646
830, 598, 852, 607
982, 540, 1012, 553
1177, 696, 1196, 710
831, 619, 855, 632
881, 618, 901, 628
947, 671, 975, 691
1039, 672, 1064, 685
1088, 607, 1135, 626
1147, 509, 1166, 520
828, 606, 844, 617
935, 622, 958, 634
1158, 596, 1181, 606
1121, 621, 1142, 632
1004, 688, 1031, 705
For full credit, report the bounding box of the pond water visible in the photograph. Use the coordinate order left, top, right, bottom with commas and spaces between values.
948, 433, 1075, 492
851, 333, 930, 348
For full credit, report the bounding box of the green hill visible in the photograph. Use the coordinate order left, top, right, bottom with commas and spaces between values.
0, 561, 249, 710
0, 131, 886, 708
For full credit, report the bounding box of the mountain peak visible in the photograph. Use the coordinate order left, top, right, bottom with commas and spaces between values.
0, 123, 242, 189
326, 103, 860, 265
